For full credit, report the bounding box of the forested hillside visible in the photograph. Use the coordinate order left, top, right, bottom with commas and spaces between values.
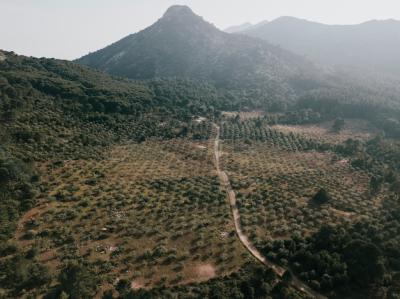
0, 50, 226, 243
1, 49, 399, 209
0, 50, 311, 298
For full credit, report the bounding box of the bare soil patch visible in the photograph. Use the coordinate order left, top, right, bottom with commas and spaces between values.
195, 263, 216, 280
131, 278, 145, 290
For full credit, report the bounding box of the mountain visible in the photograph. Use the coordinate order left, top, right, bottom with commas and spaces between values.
225, 22, 253, 33
225, 20, 269, 33
75, 6, 400, 128
235, 17, 400, 74
76, 5, 322, 107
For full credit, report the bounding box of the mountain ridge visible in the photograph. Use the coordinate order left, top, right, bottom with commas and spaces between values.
225, 22, 253, 33
227, 16, 400, 32
229, 16, 400, 74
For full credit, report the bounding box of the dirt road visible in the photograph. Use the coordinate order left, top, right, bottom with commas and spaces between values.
213, 124, 326, 299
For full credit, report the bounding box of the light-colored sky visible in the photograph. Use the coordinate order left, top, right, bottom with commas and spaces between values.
1, 0, 399, 60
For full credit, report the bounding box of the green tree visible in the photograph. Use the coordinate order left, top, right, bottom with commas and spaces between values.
0, 167, 10, 183
332, 118, 345, 133
312, 189, 331, 204
343, 240, 385, 286
58, 263, 98, 299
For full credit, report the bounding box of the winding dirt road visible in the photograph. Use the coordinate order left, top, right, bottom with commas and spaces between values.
213, 124, 326, 299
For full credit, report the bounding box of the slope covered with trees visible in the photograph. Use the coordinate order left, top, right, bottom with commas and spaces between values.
0, 50, 228, 245
0, 50, 317, 298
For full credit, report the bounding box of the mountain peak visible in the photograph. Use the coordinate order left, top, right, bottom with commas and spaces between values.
163, 5, 195, 18
272, 16, 311, 24
76, 5, 312, 84
160, 5, 205, 26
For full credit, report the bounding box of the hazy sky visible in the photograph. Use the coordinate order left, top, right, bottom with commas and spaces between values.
1, 0, 399, 60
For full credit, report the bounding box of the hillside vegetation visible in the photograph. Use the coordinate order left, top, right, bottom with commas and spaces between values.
1, 5, 400, 299
0, 51, 308, 298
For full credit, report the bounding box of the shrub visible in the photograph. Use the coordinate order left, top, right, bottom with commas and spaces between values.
312, 189, 331, 205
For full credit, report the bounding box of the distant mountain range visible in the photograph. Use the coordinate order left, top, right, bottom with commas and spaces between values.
75, 5, 400, 115
225, 21, 269, 34
227, 17, 400, 74
76, 5, 322, 104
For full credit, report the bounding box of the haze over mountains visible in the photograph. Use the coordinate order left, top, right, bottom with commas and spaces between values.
228, 17, 400, 74
75, 5, 400, 127
225, 21, 270, 34
224, 23, 253, 34
76, 5, 322, 104
75, 5, 400, 117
